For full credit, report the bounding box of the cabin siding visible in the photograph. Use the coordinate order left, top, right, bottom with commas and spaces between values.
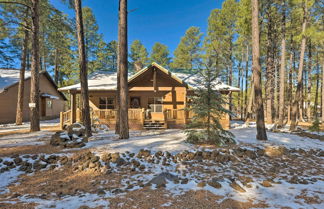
0, 73, 65, 124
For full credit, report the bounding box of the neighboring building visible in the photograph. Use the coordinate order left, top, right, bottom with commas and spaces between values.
0, 69, 67, 124
59, 63, 239, 129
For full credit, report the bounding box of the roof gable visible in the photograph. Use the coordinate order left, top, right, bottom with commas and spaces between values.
128, 62, 190, 88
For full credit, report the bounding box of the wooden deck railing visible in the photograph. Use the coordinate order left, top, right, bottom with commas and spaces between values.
60, 110, 71, 129
92, 108, 144, 121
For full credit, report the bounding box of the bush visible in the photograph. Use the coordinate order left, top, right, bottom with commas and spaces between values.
309, 119, 320, 132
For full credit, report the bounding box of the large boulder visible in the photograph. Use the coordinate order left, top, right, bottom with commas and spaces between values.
67, 123, 86, 137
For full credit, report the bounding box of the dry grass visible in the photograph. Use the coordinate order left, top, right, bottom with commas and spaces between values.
0, 144, 63, 157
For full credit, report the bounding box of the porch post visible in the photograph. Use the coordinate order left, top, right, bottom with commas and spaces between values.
183, 89, 187, 124
153, 68, 157, 92
70, 91, 76, 124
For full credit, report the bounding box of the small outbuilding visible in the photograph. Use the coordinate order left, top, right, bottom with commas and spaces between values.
0, 69, 67, 124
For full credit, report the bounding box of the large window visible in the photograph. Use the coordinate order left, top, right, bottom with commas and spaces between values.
148, 97, 163, 112
99, 97, 114, 109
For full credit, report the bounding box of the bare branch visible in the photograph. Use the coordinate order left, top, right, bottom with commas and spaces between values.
1, 20, 31, 31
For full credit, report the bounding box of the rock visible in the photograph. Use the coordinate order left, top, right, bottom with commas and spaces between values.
110, 153, 120, 163
230, 181, 246, 193
97, 189, 106, 196
208, 178, 222, 189
197, 182, 206, 187
131, 159, 140, 167
137, 149, 151, 158
289, 175, 299, 184
67, 123, 86, 137
3, 161, 14, 166
261, 180, 272, 187
90, 156, 100, 163
0, 158, 2, 163
115, 158, 126, 166
50, 131, 69, 146
13, 157, 23, 165
149, 172, 179, 188
181, 178, 189, 184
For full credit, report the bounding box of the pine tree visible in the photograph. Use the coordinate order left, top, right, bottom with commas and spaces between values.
150, 42, 171, 67
186, 61, 235, 146
74, 0, 92, 137
117, 0, 129, 139
130, 40, 148, 71
251, 0, 267, 140
171, 26, 202, 72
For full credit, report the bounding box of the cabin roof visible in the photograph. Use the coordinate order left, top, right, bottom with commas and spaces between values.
58, 62, 240, 92
0, 68, 31, 93
0, 68, 67, 100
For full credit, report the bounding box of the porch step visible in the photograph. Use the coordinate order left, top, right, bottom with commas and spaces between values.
143, 120, 166, 129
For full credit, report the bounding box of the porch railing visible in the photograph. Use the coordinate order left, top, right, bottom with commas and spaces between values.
92, 108, 144, 122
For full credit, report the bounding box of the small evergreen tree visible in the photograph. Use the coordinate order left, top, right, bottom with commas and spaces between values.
186, 62, 235, 146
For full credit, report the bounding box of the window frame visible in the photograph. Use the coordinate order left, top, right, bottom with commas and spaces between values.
99, 97, 115, 109
148, 97, 163, 113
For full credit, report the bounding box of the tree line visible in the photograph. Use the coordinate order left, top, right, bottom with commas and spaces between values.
0, 0, 323, 139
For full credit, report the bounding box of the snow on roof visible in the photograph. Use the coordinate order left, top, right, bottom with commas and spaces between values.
40, 93, 60, 100
173, 72, 240, 92
58, 71, 119, 91
0, 69, 31, 93
58, 63, 240, 92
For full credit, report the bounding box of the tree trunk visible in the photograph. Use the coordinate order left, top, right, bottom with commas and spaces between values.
244, 45, 249, 119
118, 0, 129, 139
54, 48, 59, 84
313, 53, 319, 118
238, 55, 242, 119
306, 42, 312, 120
290, 1, 308, 131
245, 75, 254, 122
251, 0, 267, 140
322, 59, 324, 122
16, 28, 29, 125
74, 0, 92, 137
265, 7, 274, 124
278, 4, 286, 127
30, 0, 40, 132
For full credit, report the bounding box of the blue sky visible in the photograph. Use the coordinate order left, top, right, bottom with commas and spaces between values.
51, 0, 222, 56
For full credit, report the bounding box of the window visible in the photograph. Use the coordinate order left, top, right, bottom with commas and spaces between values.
148, 97, 163, 112
47, 100, 53, 108
130, 97, 141, 108
99, 97, 114, 109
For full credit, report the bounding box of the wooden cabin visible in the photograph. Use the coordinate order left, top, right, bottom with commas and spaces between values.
58, 63, 240, 130
0, 69, 67, 124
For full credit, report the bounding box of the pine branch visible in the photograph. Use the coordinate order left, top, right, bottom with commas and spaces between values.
0, 1, 31, 9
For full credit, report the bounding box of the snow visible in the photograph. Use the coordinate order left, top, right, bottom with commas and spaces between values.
58, 71, 118, 91
232, 127, 324, 150
40, 93, 59, 100
0, 69, 31, 93
19, 193, 110, 209
0, 131, 53, 147
0, 118, 60, 134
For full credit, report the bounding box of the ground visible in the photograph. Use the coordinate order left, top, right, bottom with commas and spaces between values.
0, 121, 323, 209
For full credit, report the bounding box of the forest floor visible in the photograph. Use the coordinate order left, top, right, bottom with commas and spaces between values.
0, 123, 323, 209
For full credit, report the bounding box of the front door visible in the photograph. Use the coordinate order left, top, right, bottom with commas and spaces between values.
41, 98, 46, 117
147, 97, 164, 121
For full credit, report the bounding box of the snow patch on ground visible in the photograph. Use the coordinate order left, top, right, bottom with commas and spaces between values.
0, 118, 59, 133
0, 131, 53, 147
19, 193, 110, 209
231, 127, 324, 150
